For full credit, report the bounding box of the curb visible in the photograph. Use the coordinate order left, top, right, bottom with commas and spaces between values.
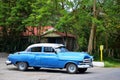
93, 61, 104, 67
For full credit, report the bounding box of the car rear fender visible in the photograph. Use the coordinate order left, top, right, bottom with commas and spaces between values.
16, 61, 29, 67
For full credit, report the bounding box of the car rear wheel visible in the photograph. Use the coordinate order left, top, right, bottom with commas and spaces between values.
66, 63, 78, 74
78, 68, 87, 73
17, 62, 28, 71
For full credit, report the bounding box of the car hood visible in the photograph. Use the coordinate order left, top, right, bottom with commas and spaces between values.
58, 52, 92, 61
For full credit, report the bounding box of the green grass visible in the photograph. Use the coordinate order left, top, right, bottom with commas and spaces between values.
104, 58, 120, 67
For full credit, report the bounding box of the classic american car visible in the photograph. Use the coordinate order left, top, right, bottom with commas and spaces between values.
6, 43, 93, 74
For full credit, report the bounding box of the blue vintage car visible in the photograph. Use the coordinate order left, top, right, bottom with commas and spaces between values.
6, 43, 93, 74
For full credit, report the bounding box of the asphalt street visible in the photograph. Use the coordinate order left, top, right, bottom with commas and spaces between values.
0, 58, 120, 80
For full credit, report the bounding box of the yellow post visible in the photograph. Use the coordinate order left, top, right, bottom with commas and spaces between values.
100, 45, 104, 61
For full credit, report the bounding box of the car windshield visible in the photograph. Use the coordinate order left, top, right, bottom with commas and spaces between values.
55, 46, 69, 53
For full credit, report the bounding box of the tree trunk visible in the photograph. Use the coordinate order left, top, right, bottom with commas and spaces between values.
88, 0, 97, 54
93, 25, 97, 50
88, 24, 95, 54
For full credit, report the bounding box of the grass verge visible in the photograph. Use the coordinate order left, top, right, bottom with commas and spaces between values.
104, 58, 120, 67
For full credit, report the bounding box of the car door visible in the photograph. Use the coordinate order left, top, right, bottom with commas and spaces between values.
35, 47, 59, 68
29, 46, 43, 66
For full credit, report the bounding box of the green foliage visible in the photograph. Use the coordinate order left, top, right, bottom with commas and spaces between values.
0, 0, 120, 54
23, 0, 56, 27
0, 0, 33, 52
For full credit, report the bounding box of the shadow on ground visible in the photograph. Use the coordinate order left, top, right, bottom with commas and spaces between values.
7, 67, 93, 74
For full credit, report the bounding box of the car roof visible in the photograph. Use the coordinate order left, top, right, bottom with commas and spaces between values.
25, 43, 64, 51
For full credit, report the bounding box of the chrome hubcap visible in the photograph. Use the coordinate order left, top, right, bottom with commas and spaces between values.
68, 64, 76, 72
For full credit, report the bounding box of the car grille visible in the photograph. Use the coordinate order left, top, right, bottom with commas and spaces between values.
80, 58, 92, 65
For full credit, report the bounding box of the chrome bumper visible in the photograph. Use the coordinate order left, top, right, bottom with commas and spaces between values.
78, 63, 93, 68
5, 60, 12, 65
78, 65, 92, 68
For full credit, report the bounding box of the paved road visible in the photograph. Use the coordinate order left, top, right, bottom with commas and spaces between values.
0, 58, 120, 80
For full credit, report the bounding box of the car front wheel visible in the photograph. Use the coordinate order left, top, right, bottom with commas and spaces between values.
66, 63, 78, 74
17, 62, 28, 71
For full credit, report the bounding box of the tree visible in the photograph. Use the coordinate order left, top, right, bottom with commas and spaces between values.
88, 0, 97, 54
0, 0, 120, 56
0, 0, 33, 52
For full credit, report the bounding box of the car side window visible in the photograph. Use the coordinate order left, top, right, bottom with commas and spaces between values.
44, 47, 54, 53
31, 47, 42, 52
